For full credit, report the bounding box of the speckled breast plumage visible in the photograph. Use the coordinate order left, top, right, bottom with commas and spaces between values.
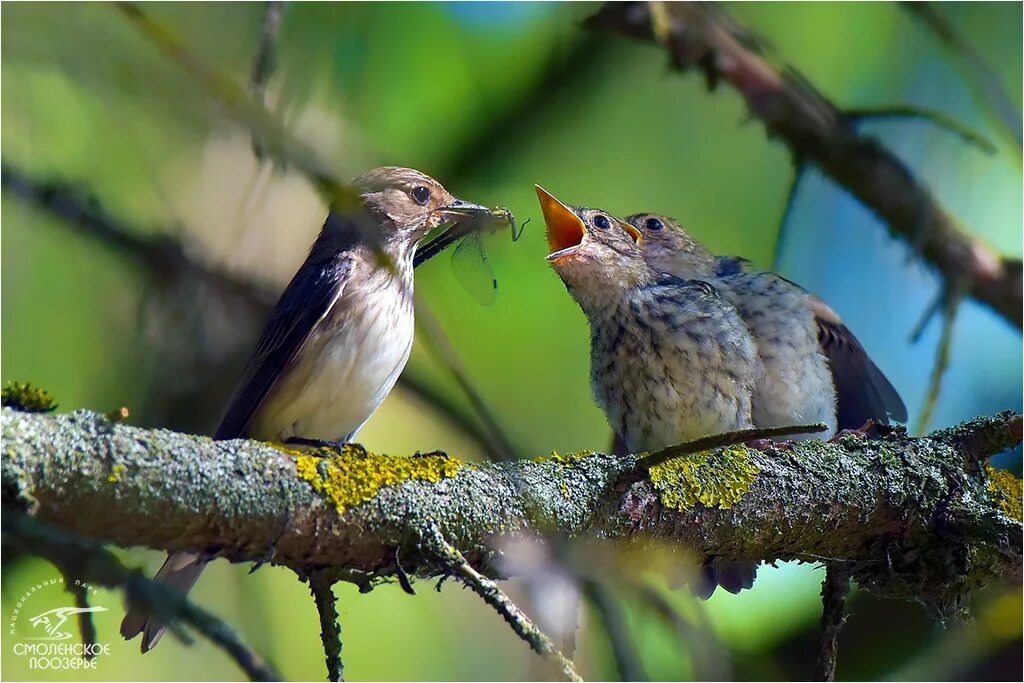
716, 273, 838, 437
587, 277, 761, 452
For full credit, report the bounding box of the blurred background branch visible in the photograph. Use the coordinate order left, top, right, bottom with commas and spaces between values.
901, 2, 1023, 156
2, 514, 280, 681
588, 1, 1023, 330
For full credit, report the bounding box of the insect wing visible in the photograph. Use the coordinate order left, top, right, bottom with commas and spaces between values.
450, 233, 497, 306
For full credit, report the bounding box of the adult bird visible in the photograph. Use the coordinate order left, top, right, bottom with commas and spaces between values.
625, 212, 907, 438
121, 166, 490, 651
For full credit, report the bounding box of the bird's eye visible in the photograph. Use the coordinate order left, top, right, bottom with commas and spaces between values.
412, 186, 431, 206
645, 217, 664, 231
592, 214, 611, 230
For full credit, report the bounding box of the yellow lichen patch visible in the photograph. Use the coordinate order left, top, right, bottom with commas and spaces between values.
648, 445, 759, 511
291, 444, 462, 513
107, 463, 127, 483
531, 450, 596, 467
530, 450, 595, 500
985, 465, 1022, 521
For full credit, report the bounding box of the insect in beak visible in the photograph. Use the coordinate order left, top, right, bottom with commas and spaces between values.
415, 202, 512, 267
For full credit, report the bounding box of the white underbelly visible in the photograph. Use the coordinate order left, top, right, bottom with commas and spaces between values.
250, 291, 414, 443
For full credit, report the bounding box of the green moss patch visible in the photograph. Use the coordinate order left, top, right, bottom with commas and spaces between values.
291, 444, 462, 513
648, 445, 758, 511
1, 381, 56, 413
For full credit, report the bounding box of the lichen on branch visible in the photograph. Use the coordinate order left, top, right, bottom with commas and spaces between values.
2, 407, 1020, 620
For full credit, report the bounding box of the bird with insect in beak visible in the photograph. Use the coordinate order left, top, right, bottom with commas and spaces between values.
625, 212, 907, 440
121, 166, 491, 652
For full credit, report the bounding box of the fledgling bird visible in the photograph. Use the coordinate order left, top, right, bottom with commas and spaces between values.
537, 186, 762, 455
538, 188, 764, 599
121, 166, 489, 652
625, 212, 907, 437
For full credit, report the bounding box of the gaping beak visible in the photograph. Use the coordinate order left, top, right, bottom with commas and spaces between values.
535, 186, 586, 262
622, 222, 642, 243
414, 198, 492, 267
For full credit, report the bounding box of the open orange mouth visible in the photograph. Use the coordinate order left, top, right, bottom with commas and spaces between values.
535, 186, 586, 260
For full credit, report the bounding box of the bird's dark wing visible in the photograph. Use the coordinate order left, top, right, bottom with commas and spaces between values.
810, 297, 908, 429
713, 255, 753, 277
214, 213, 359, 440
650, 272, 720, 295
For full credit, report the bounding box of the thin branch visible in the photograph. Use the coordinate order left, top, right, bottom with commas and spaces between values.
65, 574, 99, 661
414, 297, 520, 462
249, 0, 286, 160
901, 2, 1023, 153
2, 513, 280, 682
250, 1, 285, 107
588, 1, 1023, 329
421, 525, 582, 682
909, 285, 946, 344
847, 106, 997, 154
114, 3, 386, 258
638, 586, 730, 681
915, 281, 966, 435
772, 163, 805, 271
637, 422, 827, 471
582, 579, 647, 681
308, 571, 344, 682
814, 565, 851, 682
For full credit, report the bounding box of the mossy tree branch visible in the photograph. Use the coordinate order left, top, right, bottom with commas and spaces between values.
3, 407, 1020, 617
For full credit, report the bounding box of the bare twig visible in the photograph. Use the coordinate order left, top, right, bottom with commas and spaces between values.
414, 298, 519, 462
901, 2, 1022, 153
249, 0, 285, 160
588, 1, 1023, 329
65, 574, 99, 661
308, 571, 344, 682
2, 513, 280, 682
814, 565, 851, 682
637, 422, 827, 471
114, 3, 387, 259
582, 579, 647, 681
772, 163, 805, 271
421, 525, 582, 682
915, 281, 966, 434
638, 586, 730, 681
847, 106, 997, 154
250, 1, 284, 106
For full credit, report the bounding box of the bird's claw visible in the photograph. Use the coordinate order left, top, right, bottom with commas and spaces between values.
828, 419, 882, 442
286, 436, 347, 454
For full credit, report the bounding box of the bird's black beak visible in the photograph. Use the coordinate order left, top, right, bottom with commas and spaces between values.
415, 199, 493, 267
440, 198, 492, 221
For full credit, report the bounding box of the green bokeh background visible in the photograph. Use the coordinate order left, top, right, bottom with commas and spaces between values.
2, 2, 1021, 681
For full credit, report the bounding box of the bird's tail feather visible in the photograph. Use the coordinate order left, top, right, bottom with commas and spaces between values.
120, 552, 207, 652
691, 559, 757, 600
